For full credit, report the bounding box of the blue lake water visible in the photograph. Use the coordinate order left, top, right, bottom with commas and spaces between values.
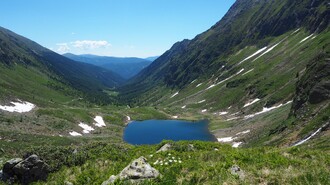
123, 119, 216, 145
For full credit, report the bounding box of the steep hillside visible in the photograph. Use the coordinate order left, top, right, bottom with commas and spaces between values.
63, 53, 152, 79
0, 27, 125, 105
119, 0, 329, 147
120, 0, 328, 102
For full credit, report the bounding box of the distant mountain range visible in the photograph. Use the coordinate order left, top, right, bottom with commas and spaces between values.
63, 53, 155, 79
144, 56, 159, 61
0, 26, 124, 104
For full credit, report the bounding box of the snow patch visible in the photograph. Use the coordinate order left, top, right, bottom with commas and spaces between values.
253, 42, 281, 61
0, 100, 35, 113
217, 137, 236, 142
94, 116, 106, 127
236, 130, 250, 135
238, 47, 267, 65
206, 84, 216, 90
236, 68, 245, 75
170, 92, 179, 98
232, 142, 243, 148
242, 68, 254, 76
299, 34, 314, 43
218, 137, 243, 148
126, 116, 131, 121
244, 101, 292, 119
214, 68, 244, 87
196, 83, 203, 87
181, 105, 186, 109
190, 79, 197, 84
293, 125, 325, 146
219, 112, 228, 116
291, 28, 301, 35
172, 116, 178, 119
69, 131, 82, 136
201, 109, 207, 113
198, 100, 206, 104
243, 98, 260, 108
79, 122, 94, 134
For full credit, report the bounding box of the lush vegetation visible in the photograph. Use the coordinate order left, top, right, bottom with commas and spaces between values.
119, 0, 329, 104
0, 0, 329, 184
1, 141, 329, 184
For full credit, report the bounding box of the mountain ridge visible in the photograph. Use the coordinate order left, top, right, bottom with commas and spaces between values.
122, 0, 329, 95
63, 53, 153, 79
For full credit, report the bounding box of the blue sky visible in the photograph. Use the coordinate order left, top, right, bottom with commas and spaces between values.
1, 0, 235, 58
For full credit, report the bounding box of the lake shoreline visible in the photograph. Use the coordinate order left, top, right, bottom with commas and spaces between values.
123, 119, 217, 145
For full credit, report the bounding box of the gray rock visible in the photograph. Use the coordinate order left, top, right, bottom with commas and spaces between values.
119, 156, 160, 180
188, 144, 195, 151
2, 158, 23, 177
102, 156, 160, 184
156, 143, 171, 153
230, 165, 245, 179
2, 154, 50, 185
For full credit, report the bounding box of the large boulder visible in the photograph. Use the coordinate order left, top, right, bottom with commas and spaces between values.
1, 154, 50, 185
102, 156, 160, 184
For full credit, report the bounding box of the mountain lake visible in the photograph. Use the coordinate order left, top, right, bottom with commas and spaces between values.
123, 119, 216, 145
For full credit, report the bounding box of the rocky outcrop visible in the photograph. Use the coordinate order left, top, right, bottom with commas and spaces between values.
2, 158, 23, 178
1, 154, 50, 185
102, 156, 160, 184
156, 143, 172, 153
291, 54, 330, 117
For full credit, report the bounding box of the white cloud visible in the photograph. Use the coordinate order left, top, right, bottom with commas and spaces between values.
55, 40, 111, 54
71, 40, 110, 50
56, 43, 70, 53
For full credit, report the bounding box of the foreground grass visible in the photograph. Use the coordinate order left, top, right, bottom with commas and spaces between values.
1, 141, 327, 185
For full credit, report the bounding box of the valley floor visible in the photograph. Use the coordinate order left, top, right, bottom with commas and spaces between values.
0, 103, 329, 184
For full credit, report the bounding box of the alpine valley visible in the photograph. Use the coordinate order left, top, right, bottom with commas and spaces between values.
0, 0, 329, 184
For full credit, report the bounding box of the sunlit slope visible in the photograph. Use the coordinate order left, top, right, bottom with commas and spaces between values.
120, 0, 328, 104
118, 0, 329, 147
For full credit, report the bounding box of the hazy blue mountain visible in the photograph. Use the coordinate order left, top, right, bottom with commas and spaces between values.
144, 56, 159, 61
63, 53, 153, 79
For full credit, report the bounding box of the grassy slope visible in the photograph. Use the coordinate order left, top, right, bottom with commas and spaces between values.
0, 26, 125, 105
119, 0, 329, 105
0, 141, 327, 185
140, 29, 330, 147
